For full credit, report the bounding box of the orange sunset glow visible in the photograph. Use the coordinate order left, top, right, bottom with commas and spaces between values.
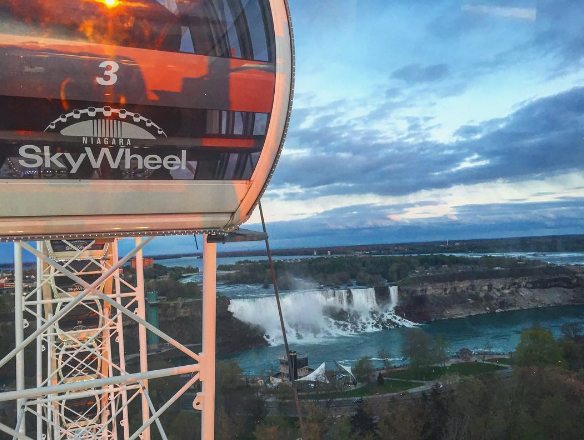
101, 0, 120, 8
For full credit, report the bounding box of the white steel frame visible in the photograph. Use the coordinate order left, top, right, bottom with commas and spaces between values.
1, 236, 217, 439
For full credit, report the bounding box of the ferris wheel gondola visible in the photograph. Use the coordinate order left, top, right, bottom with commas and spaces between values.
0, 0, 293, 240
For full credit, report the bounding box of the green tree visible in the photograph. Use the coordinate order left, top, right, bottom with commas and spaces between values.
216, 360, 243, 393
254, 417, 297, 440
482, 340, 493, 362
514, 327, 565, 367
562, 338, 584, 371
423, 383, 449, 440
145, 278, 200, 300
377, 372, 384, 386
442, 377, 507, 440
216, 406, 243, 440
537, 394, 583, 440
387, 261, 411, 282
254, 425, 280, 440
166, 412, 200, 440
561, 322, 583, 340
301, 402, 329, 440
353, 357, 374, 383
435, 336, 449, 367
326, 417, 352, 440
402, 329, 438, 369
510, 367, 584, 439
350, 400, 377, 438
378, 399, 425, 440
377, 348, 392, 369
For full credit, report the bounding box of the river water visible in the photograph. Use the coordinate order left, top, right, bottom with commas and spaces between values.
226, 304, 584, 375
158, 252, 584, 375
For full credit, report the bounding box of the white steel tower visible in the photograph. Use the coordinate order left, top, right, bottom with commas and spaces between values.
1, 236, 217, 439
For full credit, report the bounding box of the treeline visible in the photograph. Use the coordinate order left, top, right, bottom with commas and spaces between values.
143, 263, 198, 281
156, 324, 584, 439
400, 264, 574, 286
218, 255, 544, 288
373, 234, 584, 255
145, 278, 201, 300
357, 365, 584, 440
343, 325, 584, 440
125, 263, 201, 300
428, 234, 584, 254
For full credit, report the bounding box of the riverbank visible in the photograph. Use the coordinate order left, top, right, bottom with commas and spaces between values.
396, 269, 584, 322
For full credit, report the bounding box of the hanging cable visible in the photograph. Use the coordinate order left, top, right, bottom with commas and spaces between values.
258, 201, 307, 439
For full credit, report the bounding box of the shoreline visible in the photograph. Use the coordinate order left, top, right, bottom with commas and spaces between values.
421, 301, 584, 323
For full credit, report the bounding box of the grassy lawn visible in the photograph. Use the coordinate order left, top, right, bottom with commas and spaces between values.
486, 357, 514, 365
302, 379, 419, 400
384, 362, 506, 381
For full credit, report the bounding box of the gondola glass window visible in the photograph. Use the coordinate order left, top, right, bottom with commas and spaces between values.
0, 0, 276, 180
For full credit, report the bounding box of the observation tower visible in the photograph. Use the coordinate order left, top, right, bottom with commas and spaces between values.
0, 0, 293, 438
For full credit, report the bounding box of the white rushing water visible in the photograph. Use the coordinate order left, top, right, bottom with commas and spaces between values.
390, 286, 398, 308
228, 287, 416, 345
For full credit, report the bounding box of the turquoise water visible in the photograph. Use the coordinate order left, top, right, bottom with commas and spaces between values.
225, 305, 584, 375
157, 252, 584, 375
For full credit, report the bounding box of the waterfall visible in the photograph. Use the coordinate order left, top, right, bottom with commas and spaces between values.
228, 287, 416, 346
390, 286, 398, 309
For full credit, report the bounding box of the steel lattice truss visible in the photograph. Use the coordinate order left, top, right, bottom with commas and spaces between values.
1, 238, 206, 440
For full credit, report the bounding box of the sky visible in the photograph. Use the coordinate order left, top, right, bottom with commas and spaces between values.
247, 0, 584, 249
1, 0, 584, 261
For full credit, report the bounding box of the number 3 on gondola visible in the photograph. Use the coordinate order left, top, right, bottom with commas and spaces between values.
96, 61, 120, 86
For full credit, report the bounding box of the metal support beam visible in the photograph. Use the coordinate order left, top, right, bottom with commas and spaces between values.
35, 242, 43, 439
201, 236, 217, 440
0, 421, 34, 440
0, 364, 199, 403
14, 243, 26, 437
112, 241, 131, 440
135, 237, 151, 440
143, 387, 169, 440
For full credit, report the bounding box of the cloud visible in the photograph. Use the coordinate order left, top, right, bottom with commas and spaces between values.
279, 86, 584, 201
423, 0, 584, 83
248, 197, 584, 250
257, 170, 584, 227
391, 63, 449, 83
462, 5, 537, 22
449, 154, 491, 172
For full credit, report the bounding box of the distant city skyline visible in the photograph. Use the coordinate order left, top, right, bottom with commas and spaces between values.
1, 0, 583, 262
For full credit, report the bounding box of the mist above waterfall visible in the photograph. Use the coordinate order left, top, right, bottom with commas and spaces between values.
228, 287, 416, 345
